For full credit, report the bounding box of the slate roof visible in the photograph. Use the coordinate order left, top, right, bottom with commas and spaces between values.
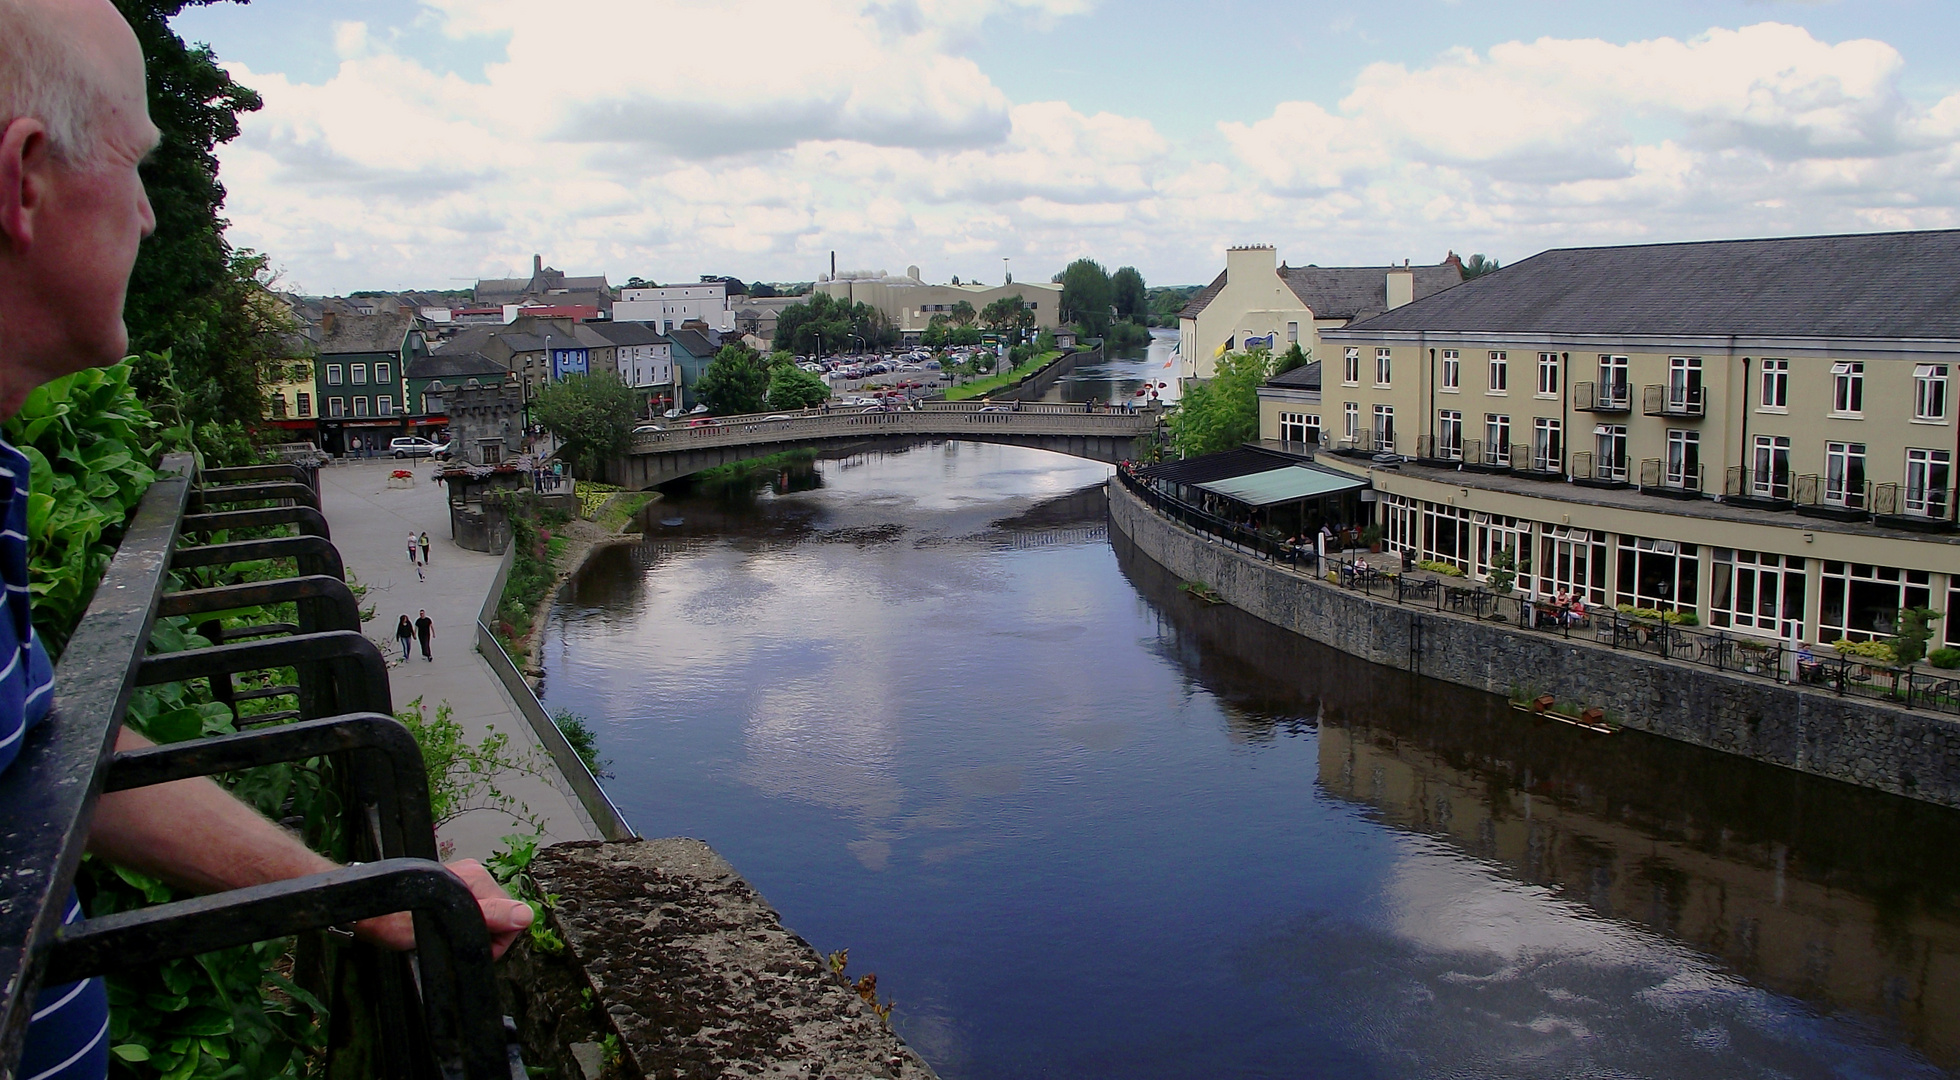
1345, 229, 1960, 340
407, 350, 507, 381
1178, 272, 1227, 320
319, 311, 412, 356
1265, 361, 1320, 391
667, 328, 721, 359
1179, 263, 1461, 322
432, 326, 502, 356
584, 321, 670, 347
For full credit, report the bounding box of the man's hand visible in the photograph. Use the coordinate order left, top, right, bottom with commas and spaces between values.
354, 858, 535, 960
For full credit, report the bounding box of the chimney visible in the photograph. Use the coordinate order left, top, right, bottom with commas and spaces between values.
1386, 264, 1415, 310
1224, 244, 1277, 287
321, 309, 336, 335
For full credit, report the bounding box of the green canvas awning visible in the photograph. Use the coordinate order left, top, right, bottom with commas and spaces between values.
1194, 466, 1364, 507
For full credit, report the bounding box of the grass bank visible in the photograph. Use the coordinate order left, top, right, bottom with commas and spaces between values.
694, 447, 818, 484
945, 350, 1062, 401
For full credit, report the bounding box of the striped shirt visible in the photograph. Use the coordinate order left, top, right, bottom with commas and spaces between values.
0, 439, 106, 1079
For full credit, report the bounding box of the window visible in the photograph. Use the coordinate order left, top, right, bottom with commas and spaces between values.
1441, 350, 1460, 391
1595, 424, 1628, 481
1665, 429, 1700, 489
1710, 550, 1806, 639
327, 398, 343, 418
1474, 514, 1532, 585
377, 396, 393, 416
1832, 361, 1864, 415
1760, 358, 1788, 410
1821, 561, 1930, 642
1825, 442, 1866, 508
1905, 448, 1951, 517
1286, 322, 1299, 344
296, 393, 311, 418
1536, 352, 1559, 397
1437, 410, 1463, 460
1668, 356, 1702, 410
1752, 435, 1791, 499
352, 363, 368, 386
1343, 348, 1360, 386
326, 364, 343, 386
1916, 364, 1948, 421
1375, 348, 1392, 387
352, 397, 370, 417
1421, 502, 1471, 570
1615, 536, 1699, 614
270, 395, 287, 418
1279, 412, 1319, 444
1487, 351, 1508, 393
1485, 413, 1511, 465
375, 362, 391, 386
1597, 354, 1628, 406
1373, 404, 1395, 450
1384, 494, 1419, 555
1537, 526, 1607, 606
1343, 402, 1359, 442
1531, 417, 1561, 472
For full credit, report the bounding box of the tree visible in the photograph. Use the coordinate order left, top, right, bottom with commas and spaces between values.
1111, 266, 1147, 321
695, 344, 771, 415
1058, 258, 1114, 336
702, 274, 749, 296
765, 361, 830, 411
950, 300, 976, 326
625, 276, 657, 289
980, 294, 1027, 334
1461, 253, 1501, 279
116, 0, 292, 445
1167, 350, 1268, 457
773, 292, 896, 355
530, 370, 640, 478
1273, 342, 1311, 376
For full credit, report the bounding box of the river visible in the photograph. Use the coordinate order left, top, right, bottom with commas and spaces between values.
537, 437, 1960, 1079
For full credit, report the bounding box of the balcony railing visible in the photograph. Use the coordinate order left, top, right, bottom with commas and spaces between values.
1872, 482, 1958, 529
1569, 450, 1630, 486
1723, 466, 1794, 508
1791, 473, 1871, 520
1640, 457, 1704, 496
0, 459, 508, 1078
1339, 430, 1398, 456
1643, 384, 1705, 418
1415, 433, 1463, 463
1518, 444, 1562, 477
1572, 381, 1631, 413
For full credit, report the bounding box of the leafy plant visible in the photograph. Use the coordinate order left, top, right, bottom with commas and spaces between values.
550, 707, 610, 777
1895, 606, 1941, 667
1929, 647, 1960, 670
396, 697, 551, 836
1486, 549, 1517, 594
1832, 638, 1899, 664
1415, 560, 1465, 577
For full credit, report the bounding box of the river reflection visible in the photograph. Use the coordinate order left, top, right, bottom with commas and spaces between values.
540, 442, 1960, 1079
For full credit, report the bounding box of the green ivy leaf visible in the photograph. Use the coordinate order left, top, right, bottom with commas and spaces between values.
110, 1043, 151, 1062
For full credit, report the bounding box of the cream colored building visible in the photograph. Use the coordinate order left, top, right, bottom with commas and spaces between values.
814, 267, 1063, 339
263, 356, 317, 424
1179, 245, 1461, 380
1260, 229, 1960, 648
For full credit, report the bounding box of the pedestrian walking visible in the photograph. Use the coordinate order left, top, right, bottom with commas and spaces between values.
406, 532, 419, 566
419, 531, 431, 565
394, 615, 413, 661
415, 610, 434, 662
350, 436, 361, 459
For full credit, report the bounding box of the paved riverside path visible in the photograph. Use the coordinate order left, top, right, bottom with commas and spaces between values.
315, 457, 600, 859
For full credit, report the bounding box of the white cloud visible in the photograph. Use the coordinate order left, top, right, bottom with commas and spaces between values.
207, 13, 1960, 294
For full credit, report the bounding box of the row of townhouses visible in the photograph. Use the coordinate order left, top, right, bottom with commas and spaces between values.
1182, 229, 1960, 651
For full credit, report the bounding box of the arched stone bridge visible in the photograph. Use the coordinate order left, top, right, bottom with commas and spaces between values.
609, 402, 1162, 488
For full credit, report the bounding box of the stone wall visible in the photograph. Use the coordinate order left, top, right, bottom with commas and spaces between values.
1107, 479, 1960, 808
501, 839, 939, 1079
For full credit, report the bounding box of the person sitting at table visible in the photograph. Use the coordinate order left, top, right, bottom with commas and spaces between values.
1797, 642, 1822, 682
1565, 596, 1587, 626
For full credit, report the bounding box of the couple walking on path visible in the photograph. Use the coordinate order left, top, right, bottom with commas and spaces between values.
394, 611, 435, 662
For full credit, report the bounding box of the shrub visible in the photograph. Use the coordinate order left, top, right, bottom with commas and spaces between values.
1832, 638, 1899, 664
1416, 560, 1465, 577
1929, 648, 1960, 669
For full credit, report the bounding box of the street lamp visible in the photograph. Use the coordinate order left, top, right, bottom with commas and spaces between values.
1002, 257, 1010, 286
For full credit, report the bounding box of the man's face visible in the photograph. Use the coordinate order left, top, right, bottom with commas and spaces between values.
0, 0, 158, 413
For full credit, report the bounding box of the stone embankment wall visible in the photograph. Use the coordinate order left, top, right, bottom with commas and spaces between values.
1107, 479, 1960, 808
501, 839, 940, 1080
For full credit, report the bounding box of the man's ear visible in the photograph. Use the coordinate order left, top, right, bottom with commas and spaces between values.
0, 117, 50, 251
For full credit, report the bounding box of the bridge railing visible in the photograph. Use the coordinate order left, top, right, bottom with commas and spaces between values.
629, 402, 1160, 454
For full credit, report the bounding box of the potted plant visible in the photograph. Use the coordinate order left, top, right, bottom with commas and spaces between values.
1361, 523, 1384, 553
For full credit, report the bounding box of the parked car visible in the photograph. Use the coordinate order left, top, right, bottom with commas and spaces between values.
977, 406, 1011, 413
390, 437, 447, 459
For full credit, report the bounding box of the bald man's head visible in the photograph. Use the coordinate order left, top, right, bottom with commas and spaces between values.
0, 0, 148, 167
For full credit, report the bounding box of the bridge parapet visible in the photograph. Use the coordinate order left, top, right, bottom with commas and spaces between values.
629, 403, 1159, 455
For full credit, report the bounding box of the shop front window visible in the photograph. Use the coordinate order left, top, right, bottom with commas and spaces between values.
1710, 549, 1805, 639
1820, 562, 1930, 642
1615, 536, 1699, 613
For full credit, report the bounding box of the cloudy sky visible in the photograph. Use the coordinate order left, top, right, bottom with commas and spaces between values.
170, 0, 1960, 295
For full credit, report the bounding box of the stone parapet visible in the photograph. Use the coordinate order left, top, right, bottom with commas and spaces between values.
502, 838, 939, 1080
1107, 478, 1960, 807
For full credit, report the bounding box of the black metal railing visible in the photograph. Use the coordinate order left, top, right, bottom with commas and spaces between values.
1792, 473, 1870, 519
1640, 458, 1703, 494
1723, 466, 1793, 506
1873, 481, 1957, 525
0, 458, 507, 1078
1643, 384, 1705, 417
1572, 381, 1630, 412
1415, 433, 1462, 463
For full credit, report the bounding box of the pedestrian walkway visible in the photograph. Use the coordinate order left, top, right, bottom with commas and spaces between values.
315, 458, 600, 859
